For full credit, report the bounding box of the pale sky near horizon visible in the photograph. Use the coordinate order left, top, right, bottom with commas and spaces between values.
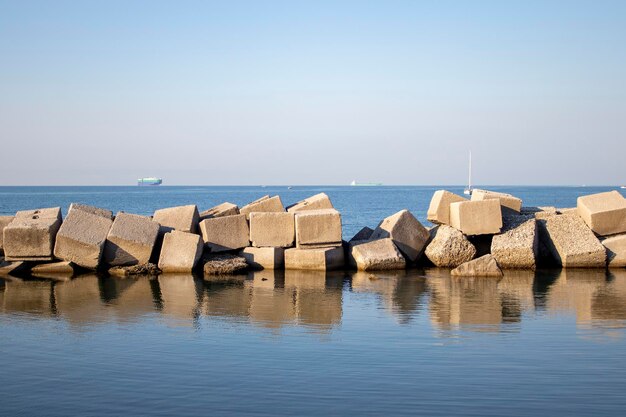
0, 0, 624, 186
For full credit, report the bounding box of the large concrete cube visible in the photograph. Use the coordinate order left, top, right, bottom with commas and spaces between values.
491, 215, 538, 269
153, 205, 200, 234
284, 247, 345, 271
602, 234, 626, 268
577, 191, 626, 236
158, 230, 203, 272
425, 225, 476, 268
287, 193, 334, 212
54, 204, 113, 269
241, 247, 285, 270
3, 207, 62, 261
0, 215, 15, 254
249, 212, 295, 248
103, 212, 160, 267
471, 189, 523, 213
199, 214, 250, 252
199, 202, 239, 220
349, 238, 406, 271
295, 209, 342, 249
370, 209, 429, 262
240, 195, 285, 219
427, 190, 467, 225
449, 200, 502, 236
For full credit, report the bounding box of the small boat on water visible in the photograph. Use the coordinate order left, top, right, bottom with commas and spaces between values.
621, 186, 626, 189
463, 151, 472, 195
351, 180, 383, 186
137, 177, 162, 186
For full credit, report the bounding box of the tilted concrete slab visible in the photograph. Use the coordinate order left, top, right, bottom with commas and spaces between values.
249, 212, 295, 248
449, 200, 502, 236
153, 205, 200, 234
425, 225, 476, 268
158, 230, 203, 272
295, 209, 342, 249
103, 212, 160, 267
199, 202, 239, 220
577, 191, 626, 236
451, 254, 503, 277
287, 193, 334, 212
602, 233, 626, 268
471, 189, 523, 213
240, 195, 285, 219
199, 214, 250, 252
491, 215, 538, 269
284, 247, 345, 271
3, 207, 62, 261
427, 190, 467, 225
370, 209, 429, 262
241, 247, 285, 270
349, 226, 374, 243
349, 238, 406, 271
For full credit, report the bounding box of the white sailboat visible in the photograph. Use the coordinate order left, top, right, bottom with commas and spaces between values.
463, 151, 472, 195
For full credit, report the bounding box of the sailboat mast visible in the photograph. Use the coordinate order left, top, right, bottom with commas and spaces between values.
468, 151, 472, 191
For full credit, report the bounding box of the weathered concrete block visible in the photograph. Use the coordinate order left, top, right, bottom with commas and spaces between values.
491, 215, 538, 269
602, 234, 626, 268
287, 193, 334, 212
370, 209, 429, 262
158, 230, 203, 272
31, 261, 75, 275
471, 189, 523, 213
3, 207, 62, 261
202, 253, 248, 275
449, 200, 502, 236
54, 204, 113, 269
199, 202, 239, 220
451, 254, 503, 277
153, 205, 200, 234
295, 209, 342, 249
284, 247, 345, 270
349, 226, 374, 243
199, 214, 250, 252
540, 213, 606, 268
240, 195, 285, 219
108, 263, 160, 277
427, 190, 467, 225
249, 212, 295, 247
241, 247, 284, 270
103, 212, 160, 267
577, 191, 626, 236
425, 225, 476, 268
0, 215, 15, 254
349, 238, 406, 271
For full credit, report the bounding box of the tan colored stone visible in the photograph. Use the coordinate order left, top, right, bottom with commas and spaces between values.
491, 215, 538, 269
425, 225, 476, 268
158, 230, 203, 272
449, 199, 502, 236
370, 209, 429, 262
284, 247, 345, 270
3, 207, 62, 261
153, 205, 200, 234
0, 215, 15, 254
471, 189, 523, 213
451, 254, 503, 277
240, 195, 285, 219
349, 238, 406, 271
199, 202, 239, 220
577, 191, 626, 236
427, 190, 467, 225
103, 212, 160, 267
349, 226, 374, 243
199, 214, 250, 252
241, 247, 285, 270
602, 234, 626, 268
203, 253, 248, 275
31, 261, 75, 275
287, 193, 334, 212
295, 209, 342, 249
249, 212, 295, 248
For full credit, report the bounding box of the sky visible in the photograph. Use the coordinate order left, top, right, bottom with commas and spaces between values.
0, 0, 624, 186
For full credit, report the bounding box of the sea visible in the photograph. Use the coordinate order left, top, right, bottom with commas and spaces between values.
1, 185, 625, 417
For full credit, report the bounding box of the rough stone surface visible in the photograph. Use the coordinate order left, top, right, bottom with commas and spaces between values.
249, 212, 295, 247
540, 213, 606, 268
31, 261, 75, 275
153, 205, 200, 234
0, 215, 15, 254
425, 225, 476, 268
427, 190, 467, 225
54, 204, 113, 269
240, 195, 285, 219
370, 209, 429, 262
295, 209, 342, 249
108, 263, 160, 277
287, 193, 334, 212
449, 200, 502, 236
199, 214, 250, 252
349, 238, 406, 271
602, 234, 626, 268
451, 254, 503, 277
349, 226, 374, 243
158, 230, 203, 272
491, 215, 538, 269
284, 247, 345, 270
103, 212, 160, 267
3, 207, 62, 261
577, 191, 626, 236
241, 247, 285, 270
471, 189, 523, 213
199, 202, 239, 220
203, 253, 249, 275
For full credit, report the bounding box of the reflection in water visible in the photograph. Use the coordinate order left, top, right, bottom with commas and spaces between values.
1, 268, 626, 335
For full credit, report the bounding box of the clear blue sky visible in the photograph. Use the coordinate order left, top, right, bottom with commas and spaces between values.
1, 0, 624, 185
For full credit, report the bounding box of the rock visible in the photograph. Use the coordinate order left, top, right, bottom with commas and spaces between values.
284, 247, 345, 270
158, 230, 203, 272
202, 253, 249, 275
287, 193, 334, 212
54, 204, 113, 269
241, 247, 285, 270
349, 238, 406, 271
240, 195, 285, 219
370, 209, 429, 262
427, 190, 467, 225
425, 225, 476, 268
249, 212, 295, 247
0, 215, 15, 254
539, 213, 606, 268
0, 259, 27, 276
108, 263, 160, 277
449, 199, 502, 235
3, 207, 62, 261
199, 214, 250, 252
153, 205, 200, 234
295, 209, 342, 249
471, 189, 523, 213
31, 261, 75, 275
103, 212, 160, 267
602, 234, 626, 268
349, 226, 374, 243
577, 191, 626, 236
199, 202, 239, 220
451, 254, 503, 277
491, 215, 538, 269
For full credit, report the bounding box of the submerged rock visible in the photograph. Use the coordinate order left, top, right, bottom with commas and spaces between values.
203, 253, 249, 275
451, 254, 503, 277
108, 263, 161, 277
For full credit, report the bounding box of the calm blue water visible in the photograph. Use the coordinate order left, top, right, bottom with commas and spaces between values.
1, 186, 626, 417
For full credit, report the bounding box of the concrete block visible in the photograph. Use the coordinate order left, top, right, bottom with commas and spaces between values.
349, 238, 406, 271
602, 234, 626, 268
577, 191, 626, 236
451, 254, 503, 277
287, 193, 334, 212
199, 214, 250, 252
284, 247, 345, 270
449, 200, 502, 236
103, 212, 160, 267
31, 261, 76, 280
471, 189, 523, 213
491, 215, 538, 269
67, 203, 113, 219
0, 215, 15, 254
370, 209, 429, 262
202, 253, 249, 275
3, 207, 62, 261
153, 205, 200, 234
349, 226, 374, 243
249, 212, 295, 248
425, 225, 476, 268
240, 195, 285, 219
295, 209, 342, 249
241, 247, 284, 270
199, 202, 239, 220
427, 190, 467, 225
158, 230, 203, 272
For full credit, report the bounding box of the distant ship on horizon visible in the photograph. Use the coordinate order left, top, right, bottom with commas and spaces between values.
138, 177, 162, 186
350, 180, 383, 186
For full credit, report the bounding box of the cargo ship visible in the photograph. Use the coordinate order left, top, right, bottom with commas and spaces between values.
350, 180, 383, 186
137, 177, 162, 186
